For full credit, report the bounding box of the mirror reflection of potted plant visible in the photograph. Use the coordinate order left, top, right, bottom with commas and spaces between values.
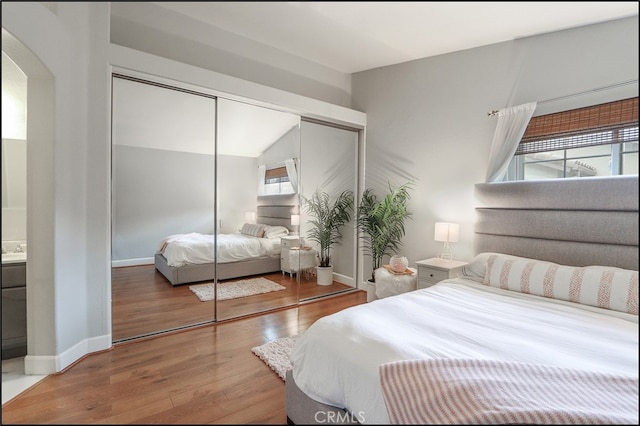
302, 189, 354, 285
357, 180, 414, 283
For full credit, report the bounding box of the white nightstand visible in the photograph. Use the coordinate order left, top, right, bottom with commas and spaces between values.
280, 236, 300, 276
415, 257, 468, 289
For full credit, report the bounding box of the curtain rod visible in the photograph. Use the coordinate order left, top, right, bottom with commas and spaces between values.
487, 79, 638, 117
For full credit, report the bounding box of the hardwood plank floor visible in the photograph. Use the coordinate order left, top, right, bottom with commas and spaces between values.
1, 291, 367, 424
112, 265, 354, 341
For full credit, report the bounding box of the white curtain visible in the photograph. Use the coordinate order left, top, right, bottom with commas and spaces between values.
485, 102, 537, 182
258, 164, 266, 195
285, 158, 298, 193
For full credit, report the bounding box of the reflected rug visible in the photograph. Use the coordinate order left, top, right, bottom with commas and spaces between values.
251, 335, 299, 381
189, 277, 286, 301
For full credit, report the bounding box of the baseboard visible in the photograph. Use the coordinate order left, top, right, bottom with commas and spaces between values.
111, 257, 154, 268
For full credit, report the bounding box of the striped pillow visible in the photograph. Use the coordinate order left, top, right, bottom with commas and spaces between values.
240, 223, 265, 238
484, 254, 638, 315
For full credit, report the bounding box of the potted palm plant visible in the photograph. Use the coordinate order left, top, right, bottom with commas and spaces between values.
302, 189, 354, 285
357, 180, 414, 282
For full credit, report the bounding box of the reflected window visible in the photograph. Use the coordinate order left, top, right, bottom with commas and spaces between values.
260, 158, 297, 195
264, 166, 293, 194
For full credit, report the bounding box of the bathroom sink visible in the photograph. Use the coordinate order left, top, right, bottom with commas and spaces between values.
2, 253, 27, 264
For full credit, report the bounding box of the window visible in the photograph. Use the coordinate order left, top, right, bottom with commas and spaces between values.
508, 98, 638, 180
263, 166, 294, 195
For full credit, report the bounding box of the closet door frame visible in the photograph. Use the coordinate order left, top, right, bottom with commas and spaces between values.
109, 65, 366, 341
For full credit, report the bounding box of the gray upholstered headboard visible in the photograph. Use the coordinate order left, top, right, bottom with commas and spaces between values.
474, 176, 638, 271
256, 204, 298, 230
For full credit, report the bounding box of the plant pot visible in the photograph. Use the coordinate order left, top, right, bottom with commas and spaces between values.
316, 266, 333, 286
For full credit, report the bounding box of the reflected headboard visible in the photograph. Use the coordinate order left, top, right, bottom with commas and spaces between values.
256, 204, 297, 231
474, 176, 638, 270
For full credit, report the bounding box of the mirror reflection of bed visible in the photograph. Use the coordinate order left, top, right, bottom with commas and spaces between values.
154, 206, 302, 322
111, 76, 361, 342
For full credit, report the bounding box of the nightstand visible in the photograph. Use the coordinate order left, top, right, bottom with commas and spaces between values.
280, 236, 301, 276
415, 258, 468, 289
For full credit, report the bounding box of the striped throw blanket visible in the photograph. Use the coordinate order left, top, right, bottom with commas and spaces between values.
380, 359, 639, 424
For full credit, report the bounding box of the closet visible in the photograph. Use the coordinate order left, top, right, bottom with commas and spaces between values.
111, 73, 360, 342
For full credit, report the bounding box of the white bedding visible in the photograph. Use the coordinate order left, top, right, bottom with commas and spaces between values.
158, 232, 281, 267
290, 278, 639, 424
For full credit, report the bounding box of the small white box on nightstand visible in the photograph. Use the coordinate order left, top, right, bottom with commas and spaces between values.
415, 257, 468, 290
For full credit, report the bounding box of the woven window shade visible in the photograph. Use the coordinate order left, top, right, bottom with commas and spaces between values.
265, 166, 288, 180
517, 97, 638, 155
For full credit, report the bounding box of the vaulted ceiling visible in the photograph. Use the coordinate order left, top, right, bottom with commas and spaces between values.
155, 2, 638, 73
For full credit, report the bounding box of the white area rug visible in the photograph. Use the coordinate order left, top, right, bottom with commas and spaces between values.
251, 335, 298, 381
189, 277, 286, 301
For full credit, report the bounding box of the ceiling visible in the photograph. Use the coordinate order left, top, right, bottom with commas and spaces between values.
155, 1, 638, 74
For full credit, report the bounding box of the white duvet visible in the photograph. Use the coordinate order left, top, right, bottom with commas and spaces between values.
291, 279, 639, 424
159, 232, 281, 267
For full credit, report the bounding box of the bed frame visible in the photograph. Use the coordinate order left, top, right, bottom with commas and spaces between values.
285, 175, 639, 425
155, 205, 297, 286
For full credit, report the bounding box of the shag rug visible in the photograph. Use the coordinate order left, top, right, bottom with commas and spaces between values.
251, 335, 298, 381
189, 277, 286, 302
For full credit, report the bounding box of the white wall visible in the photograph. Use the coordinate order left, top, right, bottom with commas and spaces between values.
1, 138, 27, 242
2, 2, 112, 373
352, 16, 639, 274
2, 51, 28, 242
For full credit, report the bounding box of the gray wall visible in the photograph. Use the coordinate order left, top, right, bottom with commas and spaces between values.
112, 145, 216, 262
352, 16, 639, 269
109, 2, 352, 108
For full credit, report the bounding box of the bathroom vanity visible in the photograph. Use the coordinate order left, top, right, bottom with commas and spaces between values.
2, 256, 27, 359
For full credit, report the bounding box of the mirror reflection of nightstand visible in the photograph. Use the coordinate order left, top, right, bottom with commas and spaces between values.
280, 237, 318, 278
280, 236, 300, 276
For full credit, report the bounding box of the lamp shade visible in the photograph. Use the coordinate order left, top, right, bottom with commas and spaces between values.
290, 214, 300, 226
434, 222, 459, 243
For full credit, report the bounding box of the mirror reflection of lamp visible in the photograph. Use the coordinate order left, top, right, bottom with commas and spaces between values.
290, 214, 300, 236
434, 222, 459, 261
245, 211, 256, 223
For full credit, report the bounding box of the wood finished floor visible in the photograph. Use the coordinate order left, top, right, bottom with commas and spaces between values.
1, 291, 367, 424
112, 264, 354, 341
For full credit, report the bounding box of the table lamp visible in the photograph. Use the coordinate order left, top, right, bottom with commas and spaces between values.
245, 211, 256, 223
290, 214, 300, 236
434, 222, 459, 261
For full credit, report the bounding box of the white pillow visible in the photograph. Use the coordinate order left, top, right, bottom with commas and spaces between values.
240, 223, 265, 238
484, 254, 638, 315
263, 225, 290, 239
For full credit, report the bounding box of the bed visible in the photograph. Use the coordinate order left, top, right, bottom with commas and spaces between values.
286, 176, 639, 425
155, 205, 297, 286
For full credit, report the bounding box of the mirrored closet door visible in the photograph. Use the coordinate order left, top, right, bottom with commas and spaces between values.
215, 98, 301, 321
298, 119, 359, 301
110, 75, 305, 340
111, 75, 218, 342
111, 73, 361, 342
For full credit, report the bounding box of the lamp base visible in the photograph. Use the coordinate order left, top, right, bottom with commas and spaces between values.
439, 242, 454, 262
439, 253, 453, 261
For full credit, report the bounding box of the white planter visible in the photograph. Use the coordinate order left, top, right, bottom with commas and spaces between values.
316, 266, 333, 286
